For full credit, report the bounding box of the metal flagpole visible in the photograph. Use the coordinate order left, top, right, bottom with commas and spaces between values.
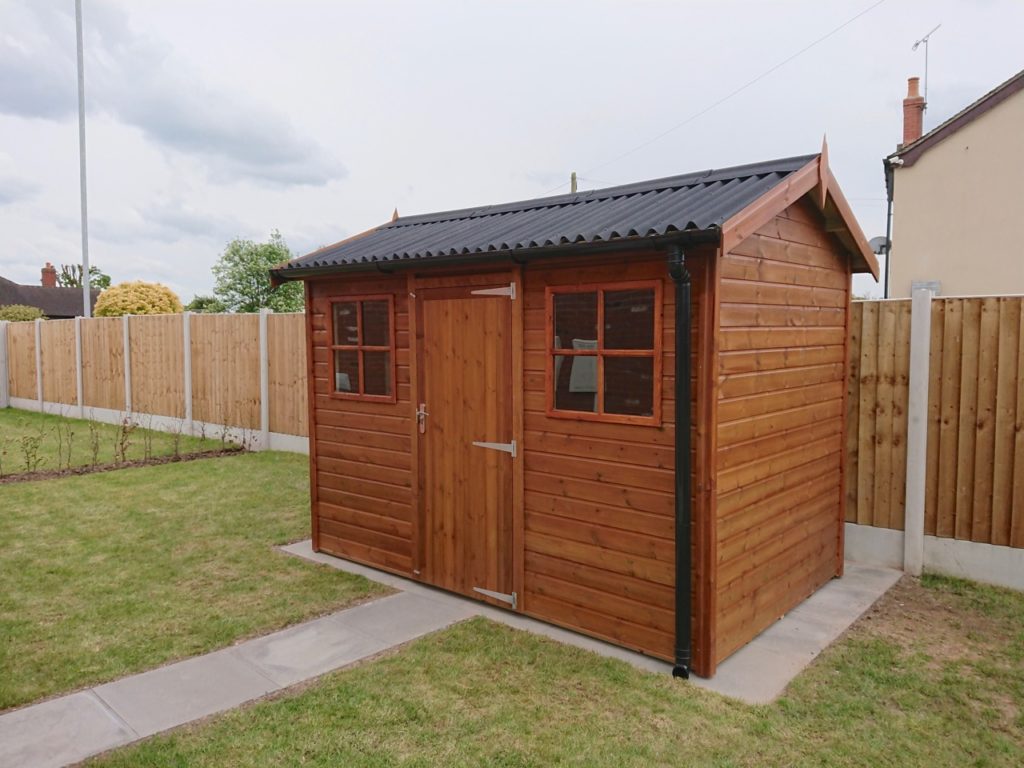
75, 0, 92, 317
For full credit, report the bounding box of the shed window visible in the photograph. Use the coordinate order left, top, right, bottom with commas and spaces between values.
329, 296, 396, 401
547, 281, 662, 425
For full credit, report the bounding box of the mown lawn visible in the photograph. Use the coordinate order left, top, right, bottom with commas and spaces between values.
0, 451, 388, 710
90, 575, 1023, 767
0, 409, 223, 477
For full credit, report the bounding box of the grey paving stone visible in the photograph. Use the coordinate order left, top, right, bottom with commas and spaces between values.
0, 691, 135, 768
331, 591, 476, 643
93, 647, 279, 738
234, 614, 391, 687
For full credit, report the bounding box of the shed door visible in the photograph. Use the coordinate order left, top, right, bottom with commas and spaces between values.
416, 282, 514, 607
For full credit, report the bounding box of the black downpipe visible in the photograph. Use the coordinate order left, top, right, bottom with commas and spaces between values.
883, 161, 895, 298
667, 245, 692, 679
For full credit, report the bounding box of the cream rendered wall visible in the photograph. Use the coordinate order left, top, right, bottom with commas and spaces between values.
889, 89, 1024, 297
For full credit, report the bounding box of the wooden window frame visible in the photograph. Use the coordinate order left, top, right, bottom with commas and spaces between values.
545, 279, 663, 426
327, 294, 397, 403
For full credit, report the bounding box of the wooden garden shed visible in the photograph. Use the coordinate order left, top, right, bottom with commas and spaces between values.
271, 149, 878, 678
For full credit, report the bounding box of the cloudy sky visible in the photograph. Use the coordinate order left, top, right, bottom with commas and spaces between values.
1, 0, 1021, 301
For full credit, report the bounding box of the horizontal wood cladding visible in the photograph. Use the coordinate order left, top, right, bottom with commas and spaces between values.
520, 253, 706, 665
308, 274, 414, 575
714, 198, 849, 664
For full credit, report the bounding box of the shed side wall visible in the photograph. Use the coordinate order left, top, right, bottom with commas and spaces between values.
308, 274, 414, 574
520, 253, 708, 667
714, 197, 849, 662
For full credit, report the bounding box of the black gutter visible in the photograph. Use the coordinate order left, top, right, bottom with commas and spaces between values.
667, 245, 692, 679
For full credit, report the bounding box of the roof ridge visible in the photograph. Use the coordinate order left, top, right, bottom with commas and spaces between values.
387, 154, 817, 228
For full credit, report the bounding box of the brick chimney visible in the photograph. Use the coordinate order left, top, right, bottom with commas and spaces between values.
903, 76, 926, 146
41, 262, 57, 288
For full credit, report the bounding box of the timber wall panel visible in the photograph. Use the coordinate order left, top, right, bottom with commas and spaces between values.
6, 322, 37, 400
191, 314, 260, 429
82, 317, 125, 411
129, 314, 185, 418
268, 312, 308, 436
715, 198, 849, 664
520, 253, 707, 665
309, 276, 414, 575
846, 296, 1024, 549
40, 319, 77, 405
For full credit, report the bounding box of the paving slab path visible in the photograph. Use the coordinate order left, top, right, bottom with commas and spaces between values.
0, 540, 900, 767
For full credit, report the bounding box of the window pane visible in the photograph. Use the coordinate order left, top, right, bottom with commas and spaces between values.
362, 351, 391, 396
333, 350, 359, 393
361, 300, 390, 347
553, 354, 597, 413
604, 289, 655, 350
333, 302, 359, 345
604, 356, 654, 416
553, 292, 597, 350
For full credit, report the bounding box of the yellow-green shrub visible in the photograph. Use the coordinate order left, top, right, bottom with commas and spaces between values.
0, 304, 45, 321
93, 281, 183, 317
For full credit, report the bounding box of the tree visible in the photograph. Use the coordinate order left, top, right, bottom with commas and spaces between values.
57, 264, 112, 290
184, 295, 227, 313
93, 281, 183, 317
211, 231, 303, 313
0, 304, 45, 321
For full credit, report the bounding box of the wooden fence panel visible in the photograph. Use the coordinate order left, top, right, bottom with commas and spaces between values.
40, 319, 77, 405
130, 314, 185, 418
844, 300, 911, 530
6, 322, 37, 400
268, 313, 308, 436
82, 317, 125, 411
848, 296, 1024, 549
191, 313, 260, 429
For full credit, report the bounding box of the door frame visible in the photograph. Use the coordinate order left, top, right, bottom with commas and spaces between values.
406, 266, 524, 610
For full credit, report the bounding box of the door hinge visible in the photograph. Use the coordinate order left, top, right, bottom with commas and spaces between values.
471, 282, 516, 300
472, 439, 516, 458
473, 587, 517, 609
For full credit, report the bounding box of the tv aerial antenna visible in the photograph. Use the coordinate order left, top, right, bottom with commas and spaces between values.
912, 23, 941, 110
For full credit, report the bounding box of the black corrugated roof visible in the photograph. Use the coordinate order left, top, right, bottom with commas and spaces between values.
278, 154, 816, 275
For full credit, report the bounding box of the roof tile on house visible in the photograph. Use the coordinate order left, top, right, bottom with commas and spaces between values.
0, 276, 99, 318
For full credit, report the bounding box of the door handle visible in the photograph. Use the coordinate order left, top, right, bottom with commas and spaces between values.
416, 403, 429, 434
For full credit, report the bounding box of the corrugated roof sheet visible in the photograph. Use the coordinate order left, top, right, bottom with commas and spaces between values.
279, 154, 816, 274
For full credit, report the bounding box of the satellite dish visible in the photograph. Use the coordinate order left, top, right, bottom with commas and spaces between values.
869, 236, 888, 255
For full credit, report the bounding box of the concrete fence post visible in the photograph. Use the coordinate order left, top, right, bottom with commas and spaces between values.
75, 316, 85, 418
259, 308, 270, 450
904, 288, 933, 576
122, 314, 132, 415
34, 318, 43, 411
183, 311, 193, 435
0, 321, 9, 409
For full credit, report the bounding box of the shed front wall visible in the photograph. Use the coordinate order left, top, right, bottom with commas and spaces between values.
306, 250, 712, 674
713, 196, 850, 664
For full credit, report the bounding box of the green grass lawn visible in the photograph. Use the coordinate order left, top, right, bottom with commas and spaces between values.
0, 408, 223, 477
89, 575, 1023, 768
0, 451, 388, 710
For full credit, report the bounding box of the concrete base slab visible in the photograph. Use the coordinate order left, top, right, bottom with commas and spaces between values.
691, 563, 902, 704
0, 691, 135, 768
93, 647, 279, 738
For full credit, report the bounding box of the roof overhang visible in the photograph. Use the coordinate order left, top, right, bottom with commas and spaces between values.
270, 227, 721, 285
720, 142, 879, 279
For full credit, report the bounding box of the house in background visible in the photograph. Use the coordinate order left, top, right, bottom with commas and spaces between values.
0, 263, 99, 318
272, 151, 877, 678
885, 69, 1024, 297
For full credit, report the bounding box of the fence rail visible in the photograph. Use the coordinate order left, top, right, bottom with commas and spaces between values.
845, 295, 1024, 550
1, 311, 308, 447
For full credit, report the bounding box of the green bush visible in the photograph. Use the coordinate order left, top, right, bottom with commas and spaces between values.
0, 304, 45, 322
93, 281, 183, 317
